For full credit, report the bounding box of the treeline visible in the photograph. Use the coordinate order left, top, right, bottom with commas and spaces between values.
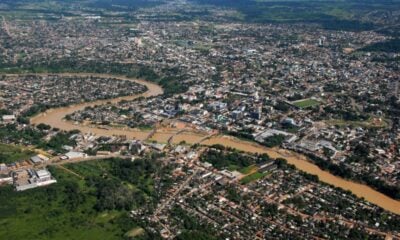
17, 104, 53, 124
38, 130, 78, 153
0, 124, 45, 145
320, 20, 375, 32
200, 147, 270, 170
361, 38, 400, 53
87, 0, 165, 11
0, 122, 80, 154
305, 153, 400, 200
190, 0, 395, 32
323, 106, 369, 121
83, 157, 167, 212
262, 134, 286, 148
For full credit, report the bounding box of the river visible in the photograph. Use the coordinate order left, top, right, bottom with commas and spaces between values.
25, 73, 400, 215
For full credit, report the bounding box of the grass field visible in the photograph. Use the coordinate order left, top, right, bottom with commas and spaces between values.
0, 144, 35, 164
292, 99, 320, 109
239, 165, 257, 174
240, 172, 267, 184
0, 158, 157, 240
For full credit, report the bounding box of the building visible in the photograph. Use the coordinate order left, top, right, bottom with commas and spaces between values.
65, 151, 86, 159
13, 168, 57, 191
30, 156, 43, 164
0, 163, 7, 171
30, 154, 50, 164
2, 115, 16, 123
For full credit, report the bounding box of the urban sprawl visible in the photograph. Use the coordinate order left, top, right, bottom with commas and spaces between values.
0, 2, 399, 240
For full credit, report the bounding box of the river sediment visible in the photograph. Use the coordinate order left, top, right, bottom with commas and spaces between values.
28, 73, 400, 215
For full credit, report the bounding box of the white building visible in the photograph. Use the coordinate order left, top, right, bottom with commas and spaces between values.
65, 151, 86, 159
2, 115, 16, 123
14, 169, 57, 191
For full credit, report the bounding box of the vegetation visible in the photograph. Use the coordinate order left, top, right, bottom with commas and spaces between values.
0, 60, 188, 96
292, 99, 320, 109
200, 148, 270, 170
1, 0, 165, 13
323, 106, 369, 122
261, 202, 279, 218
190, 0, 400, 32
38, 130, 78, 153
240, 172, 267, 184
325, 118, 388, 129
0, 109, 12, 117
361, 38, 400, 53
0, 168, 131, 240
225, 186, 242, 204
0, 144, 35, 164
172, 206, 219, 240
0, 124, 45, 146
177, 230, 218, 240
238, 165, 257, 174
305, 153, 400, 200
262, 134, 286, 147
0, 157, 168, 240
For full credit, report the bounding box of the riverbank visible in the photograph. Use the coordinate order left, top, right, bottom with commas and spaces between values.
25, 73, 400, 215
202, 136, 400, 215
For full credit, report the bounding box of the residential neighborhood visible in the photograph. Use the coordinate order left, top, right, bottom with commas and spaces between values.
0, 0, 399, 239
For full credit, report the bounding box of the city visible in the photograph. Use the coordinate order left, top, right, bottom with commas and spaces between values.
0, 0, 399, 239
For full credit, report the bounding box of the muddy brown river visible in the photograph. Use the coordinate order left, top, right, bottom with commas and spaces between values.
27, 73, 400, 215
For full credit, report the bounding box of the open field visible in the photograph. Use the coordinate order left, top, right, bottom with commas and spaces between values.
292, 99, 320, 109
325, 117, 389, 129
240, 172, 267, 184
238, 165, 257, 174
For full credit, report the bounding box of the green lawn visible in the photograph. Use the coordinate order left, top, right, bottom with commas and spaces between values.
239, 165, 257, 174
240, 172, 267, 184
0, 144, 35, 164
292, 99, 320, 109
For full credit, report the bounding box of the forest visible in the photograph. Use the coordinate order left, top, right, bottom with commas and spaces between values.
0, 156, 170, 240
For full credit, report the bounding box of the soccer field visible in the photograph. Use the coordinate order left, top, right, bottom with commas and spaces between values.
292, 99, 320, 109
